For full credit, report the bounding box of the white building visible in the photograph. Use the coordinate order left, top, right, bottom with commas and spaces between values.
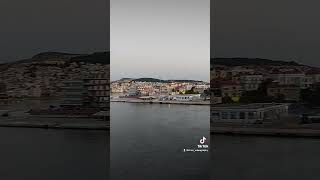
239, 74, 263, 91
172, 94, 201, 101
211, 103, 289, 124
269, 70, 307, 88
128, 85, 139, 96
159, 94, 201, 101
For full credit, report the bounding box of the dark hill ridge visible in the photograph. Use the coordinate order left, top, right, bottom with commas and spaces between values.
4, 51, 110, 65
70, 52, 110, 64
132, 78, 204, 83
211, 58, 303, 67
32, 52, 83, 60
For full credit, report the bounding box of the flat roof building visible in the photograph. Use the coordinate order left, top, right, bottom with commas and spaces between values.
211, 103, 289, 124
62, 80, 86, 107
83, 72, 110, 110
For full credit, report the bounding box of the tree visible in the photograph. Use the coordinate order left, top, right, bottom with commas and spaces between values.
257, 78, 274, 95
240, 90, 272, 103
184, 87, 199, 94
239, 79, 275, 103
222, 96, 235, 104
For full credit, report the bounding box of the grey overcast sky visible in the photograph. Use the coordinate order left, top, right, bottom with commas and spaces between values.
111, 0, 210, 82
0, 0, 109, 62
212, 0, 320, 67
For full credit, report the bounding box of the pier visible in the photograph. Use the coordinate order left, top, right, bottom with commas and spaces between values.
0, 117, 109, 130
111, 98, 210, 105
211, 124, 320, 138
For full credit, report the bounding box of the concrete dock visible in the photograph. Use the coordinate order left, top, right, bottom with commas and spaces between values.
211, 125, 320, 137
111, 99, 210, 105
0, 117, 109, 130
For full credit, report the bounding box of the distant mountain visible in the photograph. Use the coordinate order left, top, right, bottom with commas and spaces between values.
70, 52, 110, 64
2, 51, 110, 65
132, 78, 204, 83
133, 78, 164, 82
118, 78, 134, 81
211, 58, 303, 67
32, 52, 83, 60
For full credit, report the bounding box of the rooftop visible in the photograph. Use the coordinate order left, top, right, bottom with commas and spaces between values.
211, 103, 289, 110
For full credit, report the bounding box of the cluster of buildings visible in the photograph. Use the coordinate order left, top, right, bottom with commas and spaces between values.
0, 60, 109, 99
111, 79, 210, 101
0, 57, 110, 116
210, 64, 320, 103
210, 63, 320, 125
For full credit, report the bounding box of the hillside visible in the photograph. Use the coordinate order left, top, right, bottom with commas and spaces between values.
0, 51, 109, 98
132, 78, 204, 83
2, 51, 110, 66
211, 58, 303, 67
70, 52, 110, 64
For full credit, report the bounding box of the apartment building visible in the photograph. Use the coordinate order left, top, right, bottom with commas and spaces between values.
239, 73, 263, 91
83, 73, 110, 109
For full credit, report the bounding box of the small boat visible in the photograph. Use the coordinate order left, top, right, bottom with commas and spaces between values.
0, 110, 9, 117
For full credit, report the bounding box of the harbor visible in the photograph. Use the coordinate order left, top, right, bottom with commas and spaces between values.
211, 124, 320, 137
111, 98, 210, 105
0, 116, 109, 130
210, 103, 320, 138
0, 99, 110, 131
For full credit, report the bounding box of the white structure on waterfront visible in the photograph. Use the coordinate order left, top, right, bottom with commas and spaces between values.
174, 94, 201, 101
159, 94, 202, 101
211, 103, 289, 124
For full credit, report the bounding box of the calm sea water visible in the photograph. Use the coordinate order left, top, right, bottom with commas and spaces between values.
6, 100, 319, 180
0, 127, 109, 180
0, 99, 109, 179
212, 135, 320, 180
110, 102, 210, 180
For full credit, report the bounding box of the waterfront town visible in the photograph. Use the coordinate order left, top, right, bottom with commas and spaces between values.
111, 78, 210, 104
210, 58, 320, 137
0, 52, 110, 130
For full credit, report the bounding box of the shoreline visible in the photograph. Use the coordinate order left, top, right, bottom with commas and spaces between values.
111, 99, 210, 105
0, 117, 109, 131
211, 125, 320, 138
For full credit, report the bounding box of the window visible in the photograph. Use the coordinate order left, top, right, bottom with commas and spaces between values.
221, 112, 228, 119
212, 113, 220, 118
239, 112, 245, 119
230, 112, 237, 119
248, 112, 255, 119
